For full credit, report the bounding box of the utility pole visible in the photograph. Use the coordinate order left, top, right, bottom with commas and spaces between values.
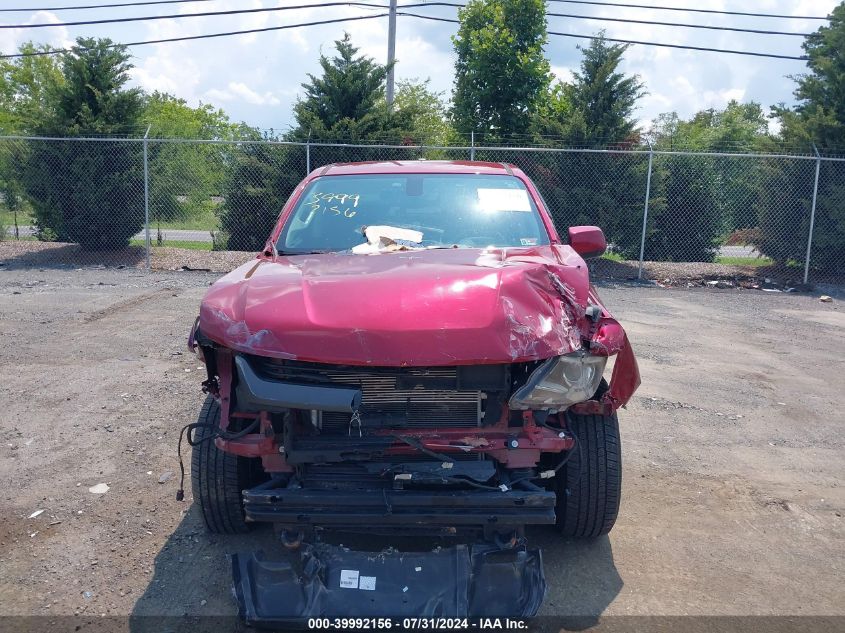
386, 0, 397, 110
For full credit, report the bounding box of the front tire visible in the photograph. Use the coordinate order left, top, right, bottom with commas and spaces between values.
190, 396, 253, 534
554, 411, 622, 538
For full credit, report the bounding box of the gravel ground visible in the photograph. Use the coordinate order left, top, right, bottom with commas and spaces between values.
0, 267, 843, 631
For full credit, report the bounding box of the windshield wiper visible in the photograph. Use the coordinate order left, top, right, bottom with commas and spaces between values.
276, 249, 333, 256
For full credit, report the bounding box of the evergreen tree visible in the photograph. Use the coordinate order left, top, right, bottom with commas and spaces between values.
221, 35, 441, 252
761, 2, 845, 271
22, 38, 145, 249
567, 37, 644, 143
777, 2, 845, 150
291, 33, 404, 142
528, 36, 647, 256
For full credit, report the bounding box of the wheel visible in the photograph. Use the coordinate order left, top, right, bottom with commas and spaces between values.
190, 396, 256, 534
553, 410, 622, 538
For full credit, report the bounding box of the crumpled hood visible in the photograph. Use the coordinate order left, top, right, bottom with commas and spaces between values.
199, 245, 593, 366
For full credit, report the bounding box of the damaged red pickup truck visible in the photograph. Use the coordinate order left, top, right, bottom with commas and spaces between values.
184, 161, 639, 622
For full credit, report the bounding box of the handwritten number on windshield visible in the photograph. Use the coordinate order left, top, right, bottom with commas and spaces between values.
304, 192, 360, 218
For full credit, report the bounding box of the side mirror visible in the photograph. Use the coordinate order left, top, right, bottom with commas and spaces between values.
568, 226, 607, 258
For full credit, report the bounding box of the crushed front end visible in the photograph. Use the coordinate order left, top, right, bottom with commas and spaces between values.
188, 274, 638, 538
179, 160, 645, 622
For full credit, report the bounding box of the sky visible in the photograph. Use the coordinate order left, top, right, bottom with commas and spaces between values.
0, 0, 840, 136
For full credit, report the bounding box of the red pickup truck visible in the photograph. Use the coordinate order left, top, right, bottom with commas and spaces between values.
185, 160, 640, 621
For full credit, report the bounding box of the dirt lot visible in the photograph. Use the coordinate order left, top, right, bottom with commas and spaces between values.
0, 268, 843, 631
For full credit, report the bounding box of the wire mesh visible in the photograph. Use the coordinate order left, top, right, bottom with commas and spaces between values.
0, 137, 146, 267
0, 136, 842, 280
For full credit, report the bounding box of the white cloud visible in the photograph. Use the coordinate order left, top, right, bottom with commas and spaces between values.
551, 65, 574, 83
0, 11, 72, 54
4, 0, 840, 133
204, 82, 281, 106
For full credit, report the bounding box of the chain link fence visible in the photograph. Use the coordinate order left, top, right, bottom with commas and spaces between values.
1, 135, 843, 282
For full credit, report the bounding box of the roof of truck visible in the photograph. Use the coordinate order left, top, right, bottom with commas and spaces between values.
312, 160, 521, 177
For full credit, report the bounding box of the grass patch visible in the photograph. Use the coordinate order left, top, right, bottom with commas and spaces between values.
0, 234, 37, 242
715, 256, 774, 267
150, 209, 220, 231
601, 252, 626, 262
130, 239, 212, 251
0, 208, 34, 228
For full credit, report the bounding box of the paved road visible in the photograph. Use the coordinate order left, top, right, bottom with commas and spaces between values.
6, 225, 762, 258
719, 244, 760, 258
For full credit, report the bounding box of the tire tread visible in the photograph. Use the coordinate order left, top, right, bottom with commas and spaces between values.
556, 411, 622, 538
190, 397, 250, 534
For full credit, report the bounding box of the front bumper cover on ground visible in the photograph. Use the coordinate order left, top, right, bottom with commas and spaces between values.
232, 542, 545, 625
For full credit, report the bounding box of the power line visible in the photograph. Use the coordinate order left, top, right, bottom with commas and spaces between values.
0, 13, 388, 58
0, 0, 830, 20
545, 10, 811, 37
0, 6, 812, 61
418, 2, 813, 37
0, 0, 814, 37
546, 0, 829, 20
0, 1, 399, 29
0, 0, 216, 11
400, 13, 809, 60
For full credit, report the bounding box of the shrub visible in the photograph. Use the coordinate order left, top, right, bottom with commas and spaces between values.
210, 230, 229, 251
644, 156, 723, 262
219, 143, 303, 252
751, 158, 816, 267
23, 139, 144, 250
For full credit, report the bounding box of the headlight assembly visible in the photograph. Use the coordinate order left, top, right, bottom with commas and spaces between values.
509, 352, 607, 412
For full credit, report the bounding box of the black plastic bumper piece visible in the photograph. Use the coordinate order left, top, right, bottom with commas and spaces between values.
232, 542, 546, 625
242, 484, 557, 528
235, 355, 362, 413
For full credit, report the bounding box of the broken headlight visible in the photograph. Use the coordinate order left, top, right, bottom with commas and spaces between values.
509, 352, 607, 412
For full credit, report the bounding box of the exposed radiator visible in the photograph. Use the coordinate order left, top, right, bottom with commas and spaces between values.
322, 368, 481, 429
253, 359, 483, 430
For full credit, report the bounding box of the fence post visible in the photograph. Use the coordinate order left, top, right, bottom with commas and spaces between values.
637, 142, 654, 280
306, 141, 311, 175
143, 126, 151, 271
470, 131, 475, 161
803, 145, 821, 285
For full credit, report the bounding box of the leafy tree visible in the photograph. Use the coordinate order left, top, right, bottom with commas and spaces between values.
651, 101, 771, 234
452, 0, 550, 140
394, 79, 453, 146
761, 2, 845, 271
141, 92, 242, 227
141, 91, 239, 140
1, 43, 65, 236
0, 43, 64, 134
651, 102, 769, 152
21, 38, 145, 249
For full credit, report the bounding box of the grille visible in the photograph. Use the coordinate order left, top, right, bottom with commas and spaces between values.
253, 359, 483, 430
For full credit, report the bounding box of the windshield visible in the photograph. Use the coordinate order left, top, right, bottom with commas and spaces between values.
277, 173, 551, 253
